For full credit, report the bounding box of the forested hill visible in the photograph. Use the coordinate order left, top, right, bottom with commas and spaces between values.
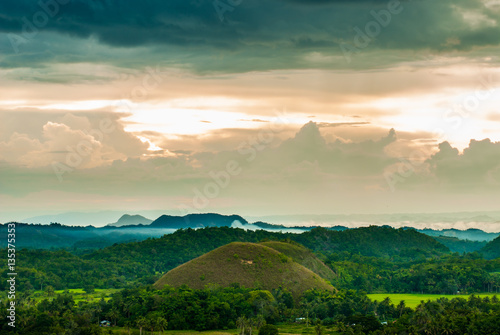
86, 226, 449, 267
294, 226, 449, 259
83, 227, 281, 272
481, 235, 500, 259
433, 236, 488, 254
416, 228, 499, 242
150, 213, 249, 228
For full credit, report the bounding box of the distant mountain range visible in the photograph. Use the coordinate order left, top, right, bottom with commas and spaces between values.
413, 228, 498, 242
18, 210, 500, 232
1, 213, 499, 255
150, 213, 250, 229
106, 214, 153, 227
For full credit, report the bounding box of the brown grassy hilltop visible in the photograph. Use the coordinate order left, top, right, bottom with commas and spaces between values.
154, 242, 335, 298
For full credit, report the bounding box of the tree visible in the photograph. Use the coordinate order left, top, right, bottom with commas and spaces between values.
259, 324, 278, 335
314, 322, 323, 335
156, 316, 168, 334
247, 318, 256, 335
136, 317, 147, 335
45, 285, 55, 297
107, 308, 119, 327
84, 284, 95, 295
254, 314, 265, 329
237, 316, 247, 335
397, 300, 407, 317
124, 320, 133, 335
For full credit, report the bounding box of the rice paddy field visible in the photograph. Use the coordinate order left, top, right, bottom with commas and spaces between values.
368, 293, 499, 308
96, 325, 340, 335
30, 288, 121, 304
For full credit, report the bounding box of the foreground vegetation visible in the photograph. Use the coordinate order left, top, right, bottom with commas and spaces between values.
1, 226, 499, 334
1, 285, 499, 334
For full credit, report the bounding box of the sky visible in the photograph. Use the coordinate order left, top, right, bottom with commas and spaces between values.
1, 0, 500, 223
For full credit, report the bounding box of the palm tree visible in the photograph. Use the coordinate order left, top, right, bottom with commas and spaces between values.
247, 317, 256, 335
397, 300, 406, 317
45, 285, 55, 297
236, 316, 247, 335
254, 314, 265, 329
314, 322, 324, 335
94, 305, 102, 325
124, 320, 132, 335
137, 316, 147, 335
123, 300, 133, 318
107, 308, 119, 326
155, 316, 168, 335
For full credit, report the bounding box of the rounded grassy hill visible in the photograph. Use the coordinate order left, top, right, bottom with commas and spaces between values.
154, 242, 335, 298
259, 241, 337, 283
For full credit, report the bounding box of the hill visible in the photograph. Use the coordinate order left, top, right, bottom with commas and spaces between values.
433, 236, 487, 253
481, 236, 500, 259
259, 241, 337, 283
150, 213, 249, 229
154, 242, 335, 298
0, 222, 172, 250
107, 214, 152, 227
294, 226, 449, 259
417, 228, 499, 242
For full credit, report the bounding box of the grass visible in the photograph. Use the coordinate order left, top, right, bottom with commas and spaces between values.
259, 242, 337, 284
154, 242, 334, 300
277, 323, 340, 335
98, 329, 241, 335
101, 325, 341, 335
368, 293, 499, 308
31, 288, 121, 304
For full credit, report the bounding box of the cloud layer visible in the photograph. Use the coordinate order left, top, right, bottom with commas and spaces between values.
2, 113, 500, 218
1, 0, 500, 73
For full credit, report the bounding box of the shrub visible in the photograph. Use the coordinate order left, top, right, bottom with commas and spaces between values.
259, 324, 278, 335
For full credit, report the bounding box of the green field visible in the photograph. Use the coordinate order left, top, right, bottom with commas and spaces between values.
99, 330, 241, 335
100, 325, 340, 335
31, 288, 121, 304
368, 293, 499, 308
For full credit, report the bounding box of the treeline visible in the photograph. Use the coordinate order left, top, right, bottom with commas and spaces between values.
1, 285, 499, 334
327, 252, 500, 294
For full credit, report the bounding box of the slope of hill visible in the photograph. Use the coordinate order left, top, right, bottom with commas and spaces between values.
154, 242, 335, 298
433, 236, 487, 254
417, 228, 499, 242
0, 222, 173, 250
481, 236, 500, 259
294, 226, 449, 259
259, 241, 337, 283
107, 214, 153, 227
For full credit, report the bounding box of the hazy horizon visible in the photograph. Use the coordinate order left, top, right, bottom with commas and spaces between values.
3, 209, 499, 233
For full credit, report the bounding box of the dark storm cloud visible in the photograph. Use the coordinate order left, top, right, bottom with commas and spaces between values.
0, 0, 499, 72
